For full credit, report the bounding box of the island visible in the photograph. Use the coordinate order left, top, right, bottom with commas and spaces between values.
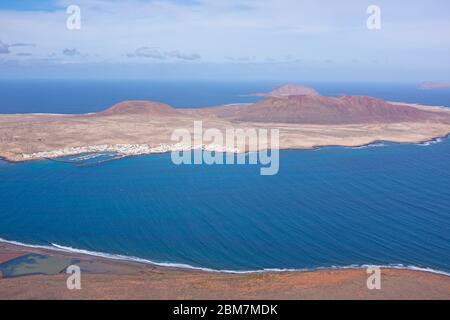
419, 81, 450, 90
1, 84, 450, 162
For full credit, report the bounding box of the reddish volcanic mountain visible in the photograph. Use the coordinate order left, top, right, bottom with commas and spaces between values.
100, 100, 180, 116
208, 85, 447, 124
95, 85, 449, 125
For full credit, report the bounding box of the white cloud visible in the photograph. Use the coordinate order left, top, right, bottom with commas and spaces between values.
132, 47, 165, 59
62, 48, 80, 56
0, 0, 449, 77
0, 40, 34, 54
166, 50, 201, 61
127, 47, 201, 60
0, 41, 9, 54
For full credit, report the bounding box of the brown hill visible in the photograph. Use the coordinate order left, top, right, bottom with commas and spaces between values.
100, 100, 179, 116
208, 95, 447, 124
93, 85, 449, 125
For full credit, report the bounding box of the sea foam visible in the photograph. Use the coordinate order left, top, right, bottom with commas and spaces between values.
1, 237, 449, 277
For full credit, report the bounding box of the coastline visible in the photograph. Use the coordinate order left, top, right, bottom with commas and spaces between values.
1, 240, 449, 299
1, 133, 449, 165
2, 237, 449, 276
1, 98, 450, 163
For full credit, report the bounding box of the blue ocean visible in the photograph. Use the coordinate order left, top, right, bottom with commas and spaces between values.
0, 80, 449, 274
1, 80, 450, 114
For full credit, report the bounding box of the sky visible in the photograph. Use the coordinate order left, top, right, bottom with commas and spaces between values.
0, 0, 449, 81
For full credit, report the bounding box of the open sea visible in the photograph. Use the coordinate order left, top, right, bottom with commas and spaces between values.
0, 80, 449, 274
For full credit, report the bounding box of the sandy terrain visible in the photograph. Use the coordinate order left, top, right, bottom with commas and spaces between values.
0, 98, 450, 162
0, 243, 449, 300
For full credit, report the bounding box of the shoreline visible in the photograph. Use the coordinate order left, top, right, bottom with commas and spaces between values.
1, 241, 449, 299
1, 133, 449, 164
1, 98, 450, 163
1, 237, 449, 277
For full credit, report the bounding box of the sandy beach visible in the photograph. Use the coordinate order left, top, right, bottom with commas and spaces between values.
0, 242, 449, 300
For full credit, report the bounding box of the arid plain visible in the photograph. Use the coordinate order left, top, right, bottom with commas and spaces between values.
1, 85, 450, 162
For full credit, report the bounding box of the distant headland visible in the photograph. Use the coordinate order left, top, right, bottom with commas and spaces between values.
419, 81, 450, 90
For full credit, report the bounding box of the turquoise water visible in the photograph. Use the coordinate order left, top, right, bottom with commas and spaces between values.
1, 140, 449, 273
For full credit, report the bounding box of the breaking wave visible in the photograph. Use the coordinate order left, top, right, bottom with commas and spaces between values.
1, 237, 449, 277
